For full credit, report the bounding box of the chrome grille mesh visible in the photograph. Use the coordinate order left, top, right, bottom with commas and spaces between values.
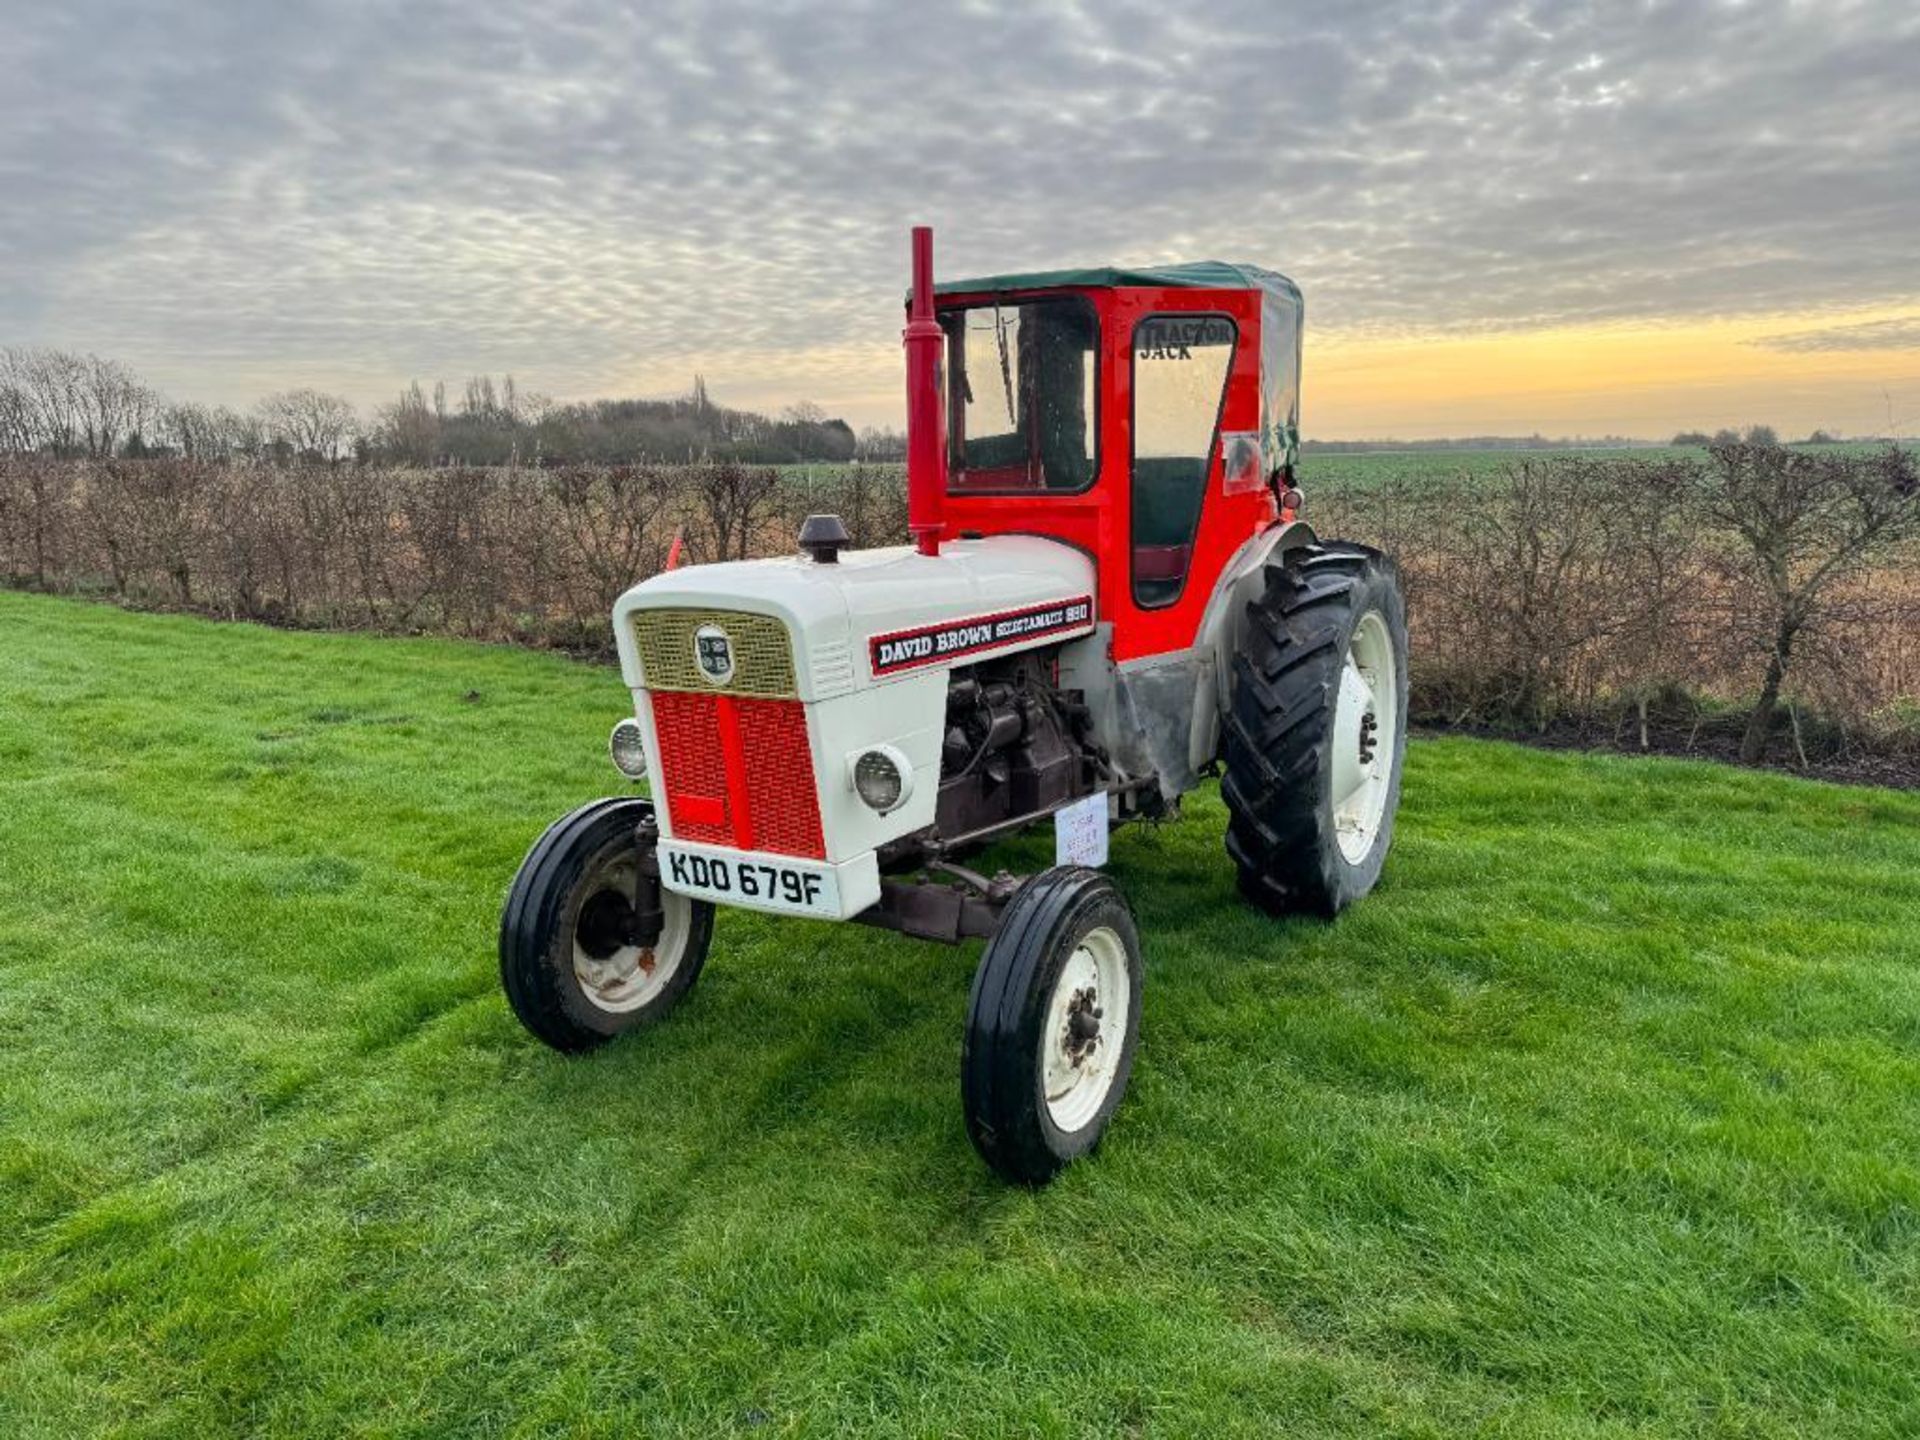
631, 607, 797, 696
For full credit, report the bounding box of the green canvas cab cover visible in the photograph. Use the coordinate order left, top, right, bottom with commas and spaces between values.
933, 261, 1304, 475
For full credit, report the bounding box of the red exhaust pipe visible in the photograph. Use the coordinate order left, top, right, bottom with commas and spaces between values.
904, 225, 947, 556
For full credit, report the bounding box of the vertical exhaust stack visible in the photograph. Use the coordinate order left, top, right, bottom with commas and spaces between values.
904, 225, 947, 556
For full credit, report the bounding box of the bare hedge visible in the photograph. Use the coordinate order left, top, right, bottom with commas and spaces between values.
0, 458, 906, 653
1318, 447, 1920, 761
3, 449, 1914, 764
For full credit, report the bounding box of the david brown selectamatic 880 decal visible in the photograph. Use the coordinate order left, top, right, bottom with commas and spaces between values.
868, 596, 1095, 676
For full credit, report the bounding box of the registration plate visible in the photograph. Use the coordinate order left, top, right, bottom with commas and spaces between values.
657, 843, 842, 918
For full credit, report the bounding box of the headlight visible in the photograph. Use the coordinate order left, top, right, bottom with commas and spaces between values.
850, 745, 912, 813
609, 718, 649, 779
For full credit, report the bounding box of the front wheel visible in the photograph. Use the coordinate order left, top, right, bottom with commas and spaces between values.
500, 797, 713, 1052
962, 868, 1143, 1185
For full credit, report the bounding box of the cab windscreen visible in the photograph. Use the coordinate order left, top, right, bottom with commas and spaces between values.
942, 298, 1097, 493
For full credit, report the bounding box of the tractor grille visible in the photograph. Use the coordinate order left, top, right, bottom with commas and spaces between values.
631, 607, 797, 697
649, 691, 825, 859
636, 606, 823, 858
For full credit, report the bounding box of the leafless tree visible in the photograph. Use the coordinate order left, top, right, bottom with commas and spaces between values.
0, 348, 88, 453
855, 425, 907, 461
0, 455, 76, 584
256, 388, 359, 463
1697, 443, 1920, 762
0, 349, 163, 456
690, 462, 782, 562
160, 401, 256, 461
548, 466, 674, 617
79, 355, 161, 457
376, 382, 441, 467
0, 353, 38, 453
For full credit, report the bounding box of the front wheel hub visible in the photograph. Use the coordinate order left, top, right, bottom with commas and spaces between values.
571, 851, 689, 1013
1064, 988, 1102, 1064
1042, 929, 1130, 1134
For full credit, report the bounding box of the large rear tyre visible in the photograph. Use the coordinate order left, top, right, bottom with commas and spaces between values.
962, 867, 1143, 1186
1223, 541, 1408, 917
500, 797, 713, 1052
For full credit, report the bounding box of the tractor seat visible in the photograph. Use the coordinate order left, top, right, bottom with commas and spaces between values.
1131, 543, 1192, 582
1130, 456, 1205, 600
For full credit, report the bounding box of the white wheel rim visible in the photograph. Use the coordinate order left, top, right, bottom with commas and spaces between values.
1329, 609, 1399, 865
1040, 924, 1130, 1134
571, 852, 694, 1014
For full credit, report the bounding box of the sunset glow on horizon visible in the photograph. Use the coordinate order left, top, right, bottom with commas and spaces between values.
651, 303, 1920, 445
1304, 305, 1920, 441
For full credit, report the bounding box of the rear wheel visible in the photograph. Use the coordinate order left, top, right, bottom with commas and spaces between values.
962, 868, 1143, 1185
500, 797, 713, 1051
1222, 541, 1408, 916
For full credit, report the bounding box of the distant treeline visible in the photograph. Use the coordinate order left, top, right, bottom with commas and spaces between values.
0, 348, 907, 468
6, 345, 1878, 471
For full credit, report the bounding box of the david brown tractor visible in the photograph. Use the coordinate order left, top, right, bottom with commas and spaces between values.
501, 227, 1408, 1183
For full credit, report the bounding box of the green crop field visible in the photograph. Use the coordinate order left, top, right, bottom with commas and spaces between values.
770, 442, 1886, 511
3, 591, 1918, 1438
1295, 441, 1884, 495
1297, 447, 1702, 494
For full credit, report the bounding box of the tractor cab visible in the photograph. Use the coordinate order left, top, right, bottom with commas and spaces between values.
926, 262, 1303, 661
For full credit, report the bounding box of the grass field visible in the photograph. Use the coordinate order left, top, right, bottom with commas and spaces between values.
1294, 441, 1878, 492
1297, 447, 1697, 492
3, 592, 1919, 1438
784, 442, 1868, 497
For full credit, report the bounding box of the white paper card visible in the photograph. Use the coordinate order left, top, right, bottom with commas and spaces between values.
1054, 792, 1109, 868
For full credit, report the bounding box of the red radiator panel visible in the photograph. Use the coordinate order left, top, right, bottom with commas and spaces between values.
648, 692, 733, 847
648, 692, 825, 859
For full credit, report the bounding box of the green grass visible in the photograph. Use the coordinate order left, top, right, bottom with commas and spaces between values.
3, 591, 1918, 1438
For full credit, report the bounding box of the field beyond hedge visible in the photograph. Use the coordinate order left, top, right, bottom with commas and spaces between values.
3, 592, 1919, 1438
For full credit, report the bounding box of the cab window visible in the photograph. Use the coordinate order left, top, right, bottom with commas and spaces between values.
1131, 313, 1235, 607
943, 298, 1097, 492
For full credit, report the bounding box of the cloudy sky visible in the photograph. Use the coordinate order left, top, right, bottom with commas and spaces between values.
4, 0, 1917, 438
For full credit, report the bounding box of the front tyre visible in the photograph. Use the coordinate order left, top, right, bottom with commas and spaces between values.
1223, 541, 1409, 917
500, 797, 713, 1052
962, 867, 1143, 1185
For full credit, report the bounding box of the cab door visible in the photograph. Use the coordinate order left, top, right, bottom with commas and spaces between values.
1106, 287, 1267, 661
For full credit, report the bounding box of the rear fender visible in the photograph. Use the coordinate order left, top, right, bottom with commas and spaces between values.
1189, 519, 1318, 770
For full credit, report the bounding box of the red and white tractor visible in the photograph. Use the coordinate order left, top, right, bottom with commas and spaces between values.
501, 228, 1408, 1183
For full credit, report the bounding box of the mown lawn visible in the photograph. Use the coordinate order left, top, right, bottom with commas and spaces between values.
2, 591, 1918, 1438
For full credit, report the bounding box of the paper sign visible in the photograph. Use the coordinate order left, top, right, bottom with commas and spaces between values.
1054, 792, 1109, 868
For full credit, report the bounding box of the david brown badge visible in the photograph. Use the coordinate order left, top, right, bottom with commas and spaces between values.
693, 624, 734, 684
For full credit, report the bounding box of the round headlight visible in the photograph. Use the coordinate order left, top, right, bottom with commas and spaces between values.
609, 718, 649, 780
851, 746, 912, 813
